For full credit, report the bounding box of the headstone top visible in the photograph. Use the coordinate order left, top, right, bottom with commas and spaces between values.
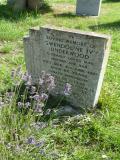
32, 25, 110, 39
23, 25, 111, 41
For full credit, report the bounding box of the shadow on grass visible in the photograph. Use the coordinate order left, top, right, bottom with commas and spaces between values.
89, 21, 120, 30
103, 0, 120, 3
53, 12, 77, 18
0, 3, 53, 22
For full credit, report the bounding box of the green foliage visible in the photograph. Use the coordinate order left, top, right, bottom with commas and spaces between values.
0, 0, 120, 159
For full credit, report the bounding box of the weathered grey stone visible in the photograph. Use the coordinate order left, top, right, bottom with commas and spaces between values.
27, 0, 44, 10
76, 0, 102, 16
23, 26, 111, 109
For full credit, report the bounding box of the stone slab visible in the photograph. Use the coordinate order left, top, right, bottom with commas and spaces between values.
76, 0, 102, 16
23, 26, 111, 109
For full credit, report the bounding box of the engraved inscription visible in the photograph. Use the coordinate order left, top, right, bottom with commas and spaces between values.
23, 26, 111, 108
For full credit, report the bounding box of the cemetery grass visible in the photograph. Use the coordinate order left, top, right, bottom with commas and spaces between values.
0, 0, 120, 159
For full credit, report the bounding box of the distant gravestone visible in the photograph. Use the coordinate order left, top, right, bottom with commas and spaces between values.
23, 26, 111, 109
7, 0, 26, 11
76, 0, 102, 16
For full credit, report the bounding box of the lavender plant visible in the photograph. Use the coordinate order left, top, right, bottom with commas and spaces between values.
0, 67, 72, 118
0, 67, 99, 160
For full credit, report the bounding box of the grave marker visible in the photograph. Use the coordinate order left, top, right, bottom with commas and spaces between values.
24, 26, 111, 109
76, 0, 102, 16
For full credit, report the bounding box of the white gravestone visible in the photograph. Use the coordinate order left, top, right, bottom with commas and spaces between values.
23, 26, 111, 109
76, 0, 102, 16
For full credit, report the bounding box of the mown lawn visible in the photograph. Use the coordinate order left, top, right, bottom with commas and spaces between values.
0, 0, 120, 159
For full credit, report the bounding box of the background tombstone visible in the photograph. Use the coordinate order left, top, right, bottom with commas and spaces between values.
23, 26, 111, 109
7, 0, 26, 11
76, 0, 102, 16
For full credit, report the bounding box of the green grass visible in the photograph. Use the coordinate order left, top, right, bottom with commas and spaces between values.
0, 0, 120, 159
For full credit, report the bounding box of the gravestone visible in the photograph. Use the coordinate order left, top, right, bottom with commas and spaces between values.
76, 0, 102, 16
23, 26, 111, 109
7, 0, 26, 11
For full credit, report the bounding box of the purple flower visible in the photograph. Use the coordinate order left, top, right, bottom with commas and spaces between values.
35, 140, 45, 147
6, 92, 14, 99
18, 102, 24, 108
39, 149, 46, 156
22, 74, 27, 81
39, 71, 46, 85
16, 66, 22, 77
34, 103, 43, 113
45, 74, 55, 91
34, 107, 43, 113
27, 137, 36, 145
33, 94, 40, 101
22, 72, 32, 84
31, 122, 47, 130
64, 83, 72, 96
25, 102, 31, 108
30, 86, 36, 94
39, 78, 44, 85
25, 75, 32, 86
40, 93, 48, 102
39, 72, 55, 91
44, 109, 51, 115
5, 92, 14, 103
37, 122, 47, 129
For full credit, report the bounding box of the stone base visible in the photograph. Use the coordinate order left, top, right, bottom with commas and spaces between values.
56, 106, 83, 117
